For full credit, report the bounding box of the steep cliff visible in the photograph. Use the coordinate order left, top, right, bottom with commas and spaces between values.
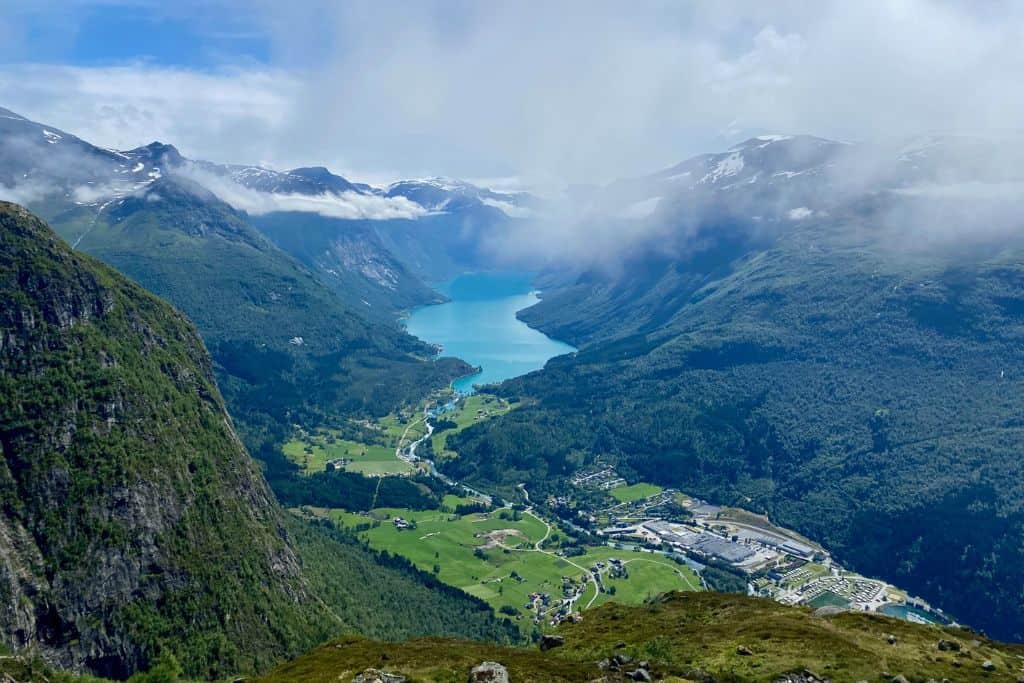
0, 203, 516, 680
0, 202, 332, 678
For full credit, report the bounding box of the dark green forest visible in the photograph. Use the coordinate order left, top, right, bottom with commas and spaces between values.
0, 203, 514, 680
443, 205, 1024, 641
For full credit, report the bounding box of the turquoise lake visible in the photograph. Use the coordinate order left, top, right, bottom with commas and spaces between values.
405, 272, 576, 394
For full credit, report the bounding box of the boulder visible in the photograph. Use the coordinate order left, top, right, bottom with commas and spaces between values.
354, 670, 406, 683
736, 645, 754, 656
539, 634, 565, 651
887, 634, 897, 645
891, 676, 910, 683
936, 639, 961, 652
981, 659, 996, 671
469, 661, 509, 683
628, 669, 652, 682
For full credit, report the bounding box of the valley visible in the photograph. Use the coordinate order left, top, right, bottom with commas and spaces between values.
3, 97, 1024, 681
277, 272, 952, 640
4, 7, 1024, 681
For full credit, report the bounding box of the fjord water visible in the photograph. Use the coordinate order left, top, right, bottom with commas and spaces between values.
405, 272, 576, 394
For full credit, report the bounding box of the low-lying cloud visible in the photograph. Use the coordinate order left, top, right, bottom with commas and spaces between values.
181, 167, 430, 220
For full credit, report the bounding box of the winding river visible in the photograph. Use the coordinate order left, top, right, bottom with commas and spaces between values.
405, 272, 576, 394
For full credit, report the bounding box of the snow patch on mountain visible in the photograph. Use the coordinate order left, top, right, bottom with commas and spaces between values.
701, 151, 745, 184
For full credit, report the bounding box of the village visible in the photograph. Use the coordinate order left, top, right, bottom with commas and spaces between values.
559, 465, 953, 624
291, 396, 954, 632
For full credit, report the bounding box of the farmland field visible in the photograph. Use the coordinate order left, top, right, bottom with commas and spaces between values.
282, 431, 412, 476
609, 482, 663, 503
304, 502, 701, 631
431, 393, 512, 459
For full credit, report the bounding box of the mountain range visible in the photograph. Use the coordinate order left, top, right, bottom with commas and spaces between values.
4, 101, 1024, 679
442, 133, 1024, 642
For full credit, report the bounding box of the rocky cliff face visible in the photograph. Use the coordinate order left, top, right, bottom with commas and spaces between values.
0, 202, 331, 678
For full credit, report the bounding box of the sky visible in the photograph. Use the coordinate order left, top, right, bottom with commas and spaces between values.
1, 1, 1023, 188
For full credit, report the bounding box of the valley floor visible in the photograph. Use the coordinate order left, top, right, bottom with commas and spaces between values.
286, 389, 950, 635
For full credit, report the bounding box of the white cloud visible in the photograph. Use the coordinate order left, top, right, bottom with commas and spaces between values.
0, 181, 50, 206
0, 63, 299, 166
181, 167, 430, 220
479, 196, 532, 218
3, 2, 1024, 188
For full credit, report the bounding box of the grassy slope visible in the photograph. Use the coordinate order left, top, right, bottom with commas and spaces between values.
430, 394, 512, 459
610, 483, 664, 503
315, 506, 700, 629
286, 517, 518, 646
260, 592, 1024, 683
283, 432, 411, 476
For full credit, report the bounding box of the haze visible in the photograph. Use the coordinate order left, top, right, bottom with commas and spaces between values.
2, 1, 1023, 187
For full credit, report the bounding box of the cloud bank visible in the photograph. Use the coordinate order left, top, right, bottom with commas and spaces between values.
3, 1, 1024, 186
180, 167, 430, 220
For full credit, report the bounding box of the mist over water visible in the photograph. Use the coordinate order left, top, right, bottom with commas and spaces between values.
404, 272, 576, 394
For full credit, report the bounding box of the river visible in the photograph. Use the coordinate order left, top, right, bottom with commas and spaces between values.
404, 272, 576, 394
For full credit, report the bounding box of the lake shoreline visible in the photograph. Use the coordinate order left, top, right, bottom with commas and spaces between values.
404, 272, 576, 395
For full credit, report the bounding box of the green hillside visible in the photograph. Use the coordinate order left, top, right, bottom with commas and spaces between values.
0, 203, 513, 680
443, 202, 1024, 642
260, 591, 1024, 682
34, 179, 468, 456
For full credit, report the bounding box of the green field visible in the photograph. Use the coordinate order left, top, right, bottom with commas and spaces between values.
282, 431, 412, 476
380, 411, 429, 448
431, 394, 512, 459
314, 504, 701, 631
609, 482, 663, 503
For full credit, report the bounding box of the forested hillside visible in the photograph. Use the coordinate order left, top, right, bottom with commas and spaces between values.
34, 176, 469, 457
0, 203, 513, 679
444, 156, 1024, 641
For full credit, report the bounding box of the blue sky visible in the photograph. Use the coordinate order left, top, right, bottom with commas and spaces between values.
3, 2, 276, 67
1, 1, 1022, 186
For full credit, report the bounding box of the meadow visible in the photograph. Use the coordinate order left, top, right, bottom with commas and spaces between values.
310, 499, 701, 632
609, 482, 663, 503
282, 430, 412, 476
431, 394, 512, 459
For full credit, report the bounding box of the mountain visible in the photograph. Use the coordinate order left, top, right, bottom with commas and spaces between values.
0, 201, 332, 677
261, 591, 1024, 682
376, 177, 538, 280
0, 105, 179, 195
440, 135, 1024, 642
40, 174, 466, 449
0, 203, 515, 679
228, 167, 540, 285
0, 107, 471, 450
247, 212, 445, 318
